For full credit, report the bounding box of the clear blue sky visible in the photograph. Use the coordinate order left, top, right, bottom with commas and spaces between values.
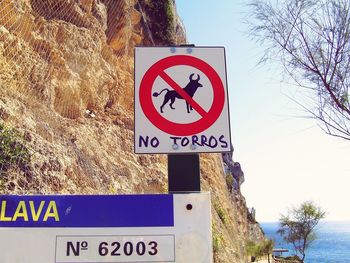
176, 0, 350, 222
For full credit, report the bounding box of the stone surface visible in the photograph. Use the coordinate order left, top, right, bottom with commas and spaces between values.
0, 1, 264, 262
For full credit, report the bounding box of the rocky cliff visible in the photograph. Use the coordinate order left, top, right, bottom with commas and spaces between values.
0, 0, 264, 262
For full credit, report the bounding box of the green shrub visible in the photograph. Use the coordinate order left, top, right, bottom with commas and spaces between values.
225, 173, 234, 190
213, 234, 223, 253
246, 239, 274, 260
0, 123, 31, 176
215, 205, 227, 224
245, 241, 263, 257
143, 0, 175, 44
246, 240, 256, 256
261, 239, 274, 255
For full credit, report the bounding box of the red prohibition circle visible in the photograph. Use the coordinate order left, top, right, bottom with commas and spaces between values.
139, 55, 225, 136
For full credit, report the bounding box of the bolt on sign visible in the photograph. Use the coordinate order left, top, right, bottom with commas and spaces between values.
0, 193, 212, 263
134, 46, 232, 154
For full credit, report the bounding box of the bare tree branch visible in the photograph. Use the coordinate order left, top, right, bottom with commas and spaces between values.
248, 0, 350, 140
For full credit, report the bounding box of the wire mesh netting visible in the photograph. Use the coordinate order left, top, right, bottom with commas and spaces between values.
0, 0, 156, 68
0, 0, 149, 191
0, 0, 159, 116
0, 0, 186, 193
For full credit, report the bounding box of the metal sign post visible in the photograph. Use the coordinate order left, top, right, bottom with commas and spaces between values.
168, 154, 200, 192
164, 46, 201, 193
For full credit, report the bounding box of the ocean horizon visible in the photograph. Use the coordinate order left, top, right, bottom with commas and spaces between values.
260, 221, 350, 263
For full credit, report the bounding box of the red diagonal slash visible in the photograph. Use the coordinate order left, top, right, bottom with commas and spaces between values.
159, 71, 207, 117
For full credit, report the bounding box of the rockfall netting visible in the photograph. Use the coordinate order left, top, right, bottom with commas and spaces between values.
0, 0, 185, 194
0, 0, 160, 116
0, 0, 157, 188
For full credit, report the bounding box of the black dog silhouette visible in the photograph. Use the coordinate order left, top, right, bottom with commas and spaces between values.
153, 73, 203, 113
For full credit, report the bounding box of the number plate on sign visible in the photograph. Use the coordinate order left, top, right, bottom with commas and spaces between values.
0, 193, 212, 263
56, 235, 175, 262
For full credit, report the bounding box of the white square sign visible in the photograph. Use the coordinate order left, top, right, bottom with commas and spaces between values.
134, 46, 232, 154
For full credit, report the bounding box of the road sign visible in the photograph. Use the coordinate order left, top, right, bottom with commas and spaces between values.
134, 46, 232, 154
0, 193, 212, 263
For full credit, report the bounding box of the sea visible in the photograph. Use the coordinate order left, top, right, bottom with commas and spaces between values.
261, 221, 350, 263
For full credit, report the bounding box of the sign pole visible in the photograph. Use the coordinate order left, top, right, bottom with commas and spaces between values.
166, 45, 200, 193
168, 154, 200, 192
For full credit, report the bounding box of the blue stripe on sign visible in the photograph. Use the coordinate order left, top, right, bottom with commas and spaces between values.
0, 194, 174, 228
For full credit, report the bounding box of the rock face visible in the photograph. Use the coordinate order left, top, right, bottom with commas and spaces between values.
0, 0, 264, 262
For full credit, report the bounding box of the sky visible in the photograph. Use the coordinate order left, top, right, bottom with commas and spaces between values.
175, 0, 350, 222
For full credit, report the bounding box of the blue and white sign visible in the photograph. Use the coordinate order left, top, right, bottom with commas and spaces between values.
0, 193, 212, 263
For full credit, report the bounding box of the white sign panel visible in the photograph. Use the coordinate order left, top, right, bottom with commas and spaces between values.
0, 193, 212, 263
134, 46, 232, 154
